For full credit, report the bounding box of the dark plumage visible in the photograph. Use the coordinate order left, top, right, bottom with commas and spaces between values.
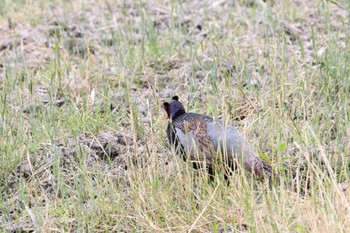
163, 96, 273, 178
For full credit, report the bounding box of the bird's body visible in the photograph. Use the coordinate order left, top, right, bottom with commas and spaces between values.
163, 96, 272, 178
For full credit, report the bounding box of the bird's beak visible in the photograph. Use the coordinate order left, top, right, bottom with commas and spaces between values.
163, 102, 170, 119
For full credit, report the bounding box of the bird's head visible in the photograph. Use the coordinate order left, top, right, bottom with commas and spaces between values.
163, 96, 186, 120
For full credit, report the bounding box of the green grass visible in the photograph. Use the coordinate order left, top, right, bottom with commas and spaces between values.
0, 0, 350, 232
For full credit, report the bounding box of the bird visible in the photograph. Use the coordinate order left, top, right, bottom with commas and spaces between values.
163, 95, 273, 178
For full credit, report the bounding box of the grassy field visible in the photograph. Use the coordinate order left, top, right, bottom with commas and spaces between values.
1, 0, 350, 232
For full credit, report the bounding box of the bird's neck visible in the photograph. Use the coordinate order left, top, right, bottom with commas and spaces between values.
172, 110, 186, 121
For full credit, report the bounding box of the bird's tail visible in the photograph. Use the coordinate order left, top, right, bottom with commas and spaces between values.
250, 156, 275, 178
241, 142, 275, 178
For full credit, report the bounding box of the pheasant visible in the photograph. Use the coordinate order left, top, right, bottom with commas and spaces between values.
163, 96, 273, 178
